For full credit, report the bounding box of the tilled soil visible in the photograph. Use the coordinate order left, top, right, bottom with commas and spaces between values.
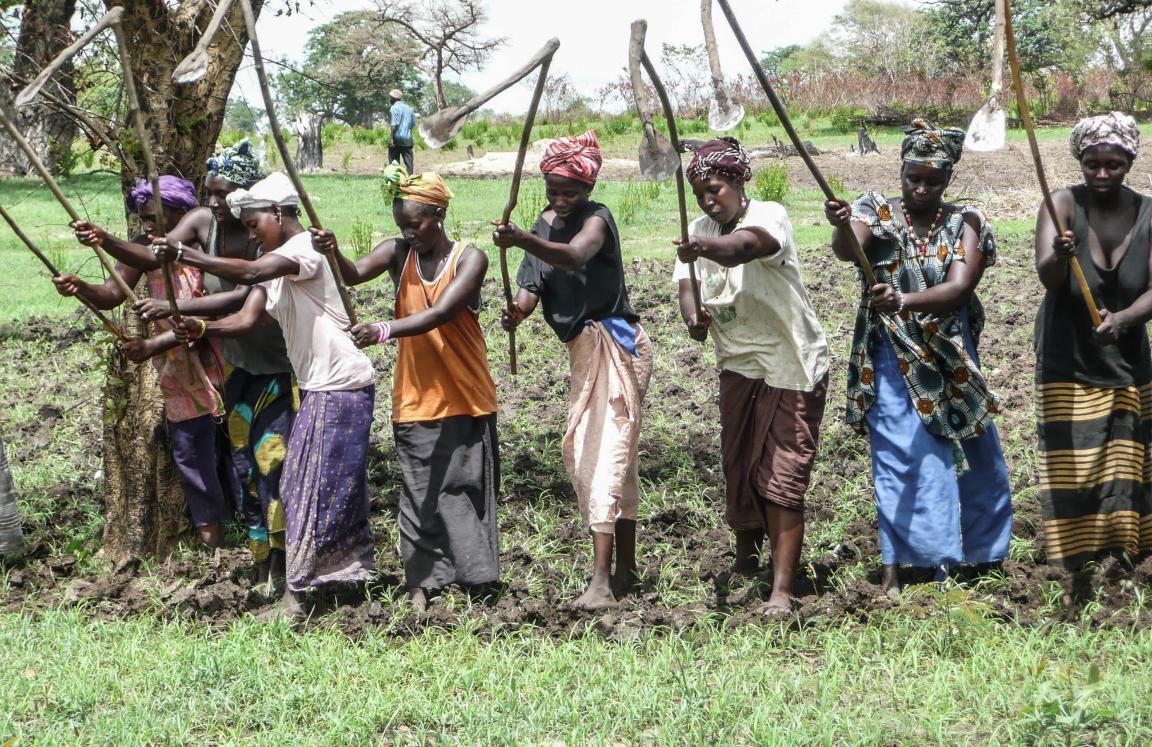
5, 145, 1152, 638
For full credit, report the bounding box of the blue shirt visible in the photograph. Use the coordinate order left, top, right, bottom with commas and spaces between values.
390, 101, 415, 146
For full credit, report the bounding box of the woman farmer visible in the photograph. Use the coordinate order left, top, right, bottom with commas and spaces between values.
1034, 112, 1152, 571
156, 172, 376, 619
674, 138, 829, 617
142, 141, 298, 594
56, 176, 232, 549
824, 119, 1013, 597
311, 166, 500, 612
494, 130, 653, 610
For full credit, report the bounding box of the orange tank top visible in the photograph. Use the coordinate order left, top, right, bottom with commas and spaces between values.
392, 242, 498, 423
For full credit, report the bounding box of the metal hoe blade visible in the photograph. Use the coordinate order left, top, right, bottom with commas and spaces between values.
15, 8, 124, 107
419, 38, 560, 150
708, 98, 745, 132
172, 0, 239, 84
638, 125, 680, 181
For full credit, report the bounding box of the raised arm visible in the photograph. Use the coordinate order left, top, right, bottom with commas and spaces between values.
310, 229, 399, 286
134, 286, 252, 322
52, 263, 140, 310
896, 214, 987, 315
350, 248, 487, 346
674, 226, 779, 269
72, 222, 161, 272
492, 216, 608, 272
824, 199, 874, 263
1094, 224, 1152, 343
1034, 189, 1077, 291
174, 285, 270, 342
154, 242, 299, 285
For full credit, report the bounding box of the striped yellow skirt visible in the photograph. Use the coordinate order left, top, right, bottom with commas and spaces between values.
1036, 381, 1152, 567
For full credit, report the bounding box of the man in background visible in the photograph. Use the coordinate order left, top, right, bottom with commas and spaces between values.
389, 88, 416, 174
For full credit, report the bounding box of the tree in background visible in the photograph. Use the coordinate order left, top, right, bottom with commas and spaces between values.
0, 0, 78, 176
1, 0, 264, 564
376, 0, 503, 111
272, 10, 421, 169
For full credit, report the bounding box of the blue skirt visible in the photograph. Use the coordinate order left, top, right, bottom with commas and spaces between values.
865, 319, 1013, 567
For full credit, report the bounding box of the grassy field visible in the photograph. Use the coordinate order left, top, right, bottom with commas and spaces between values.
2, 164, 1152, 743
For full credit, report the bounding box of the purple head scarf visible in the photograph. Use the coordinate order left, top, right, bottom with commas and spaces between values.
126, 175, 199, 215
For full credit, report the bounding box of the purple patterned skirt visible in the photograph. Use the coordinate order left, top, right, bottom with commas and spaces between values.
282, 386, 376, 592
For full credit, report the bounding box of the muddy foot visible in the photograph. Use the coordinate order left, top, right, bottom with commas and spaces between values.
610, 567, 639, 598
757, 591, 794, 620
571, 583, 617, 611
256, 590, 304, 622
408, 587, 429, 613
729, 559, 761, 576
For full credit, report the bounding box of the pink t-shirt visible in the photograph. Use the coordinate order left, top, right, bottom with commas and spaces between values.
146, 264, 226, 422
259, 233, 374, 392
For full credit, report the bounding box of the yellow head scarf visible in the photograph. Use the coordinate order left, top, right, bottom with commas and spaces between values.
381, 164, 454, 208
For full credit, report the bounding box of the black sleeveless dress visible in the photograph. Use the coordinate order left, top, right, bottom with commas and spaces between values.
1033, 185, 1152, 568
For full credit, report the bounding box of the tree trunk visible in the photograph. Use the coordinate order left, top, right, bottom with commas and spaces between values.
294, 112, 324, 171
0, 0, 78, 176
97, 0, 258, 563
100, 327, 185, 565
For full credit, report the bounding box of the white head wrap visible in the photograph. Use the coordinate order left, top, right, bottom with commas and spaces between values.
1069, 112, 1140, 160
226, 171, 300, 218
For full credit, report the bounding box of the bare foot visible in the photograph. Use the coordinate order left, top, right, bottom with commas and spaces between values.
408, 587, 429, 613
730, 558, 760, 576
882, 564, 901, 601
610, 565, 639, 598
197, 523, 224, 550
571, 578, 617, 611
757, 590, 794, 620
256, 589, 303, 622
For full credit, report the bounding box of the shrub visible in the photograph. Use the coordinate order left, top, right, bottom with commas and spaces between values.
753, 162, 789, 204
830, 106, 868, 134
349, 219, 375, 258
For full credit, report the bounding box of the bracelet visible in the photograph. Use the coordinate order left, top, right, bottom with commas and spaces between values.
190, 318, 207, 341
895, 290, 905, 314
372, 322, 392, 345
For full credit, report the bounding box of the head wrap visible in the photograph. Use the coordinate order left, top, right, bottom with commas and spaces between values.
380, 163, 454, 208
389, 88, 404, 99
206, 139, 266, 189
226, 172, 300, 218
1070, 111, 1139, 160
539, 130, 603, 185
686, 137, 753, 184
900, 118, 965, 170
126, 175, 199, 215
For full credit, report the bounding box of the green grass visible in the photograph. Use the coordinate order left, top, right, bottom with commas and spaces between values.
3, 164, 1152, 743
1, 608, 1150, 744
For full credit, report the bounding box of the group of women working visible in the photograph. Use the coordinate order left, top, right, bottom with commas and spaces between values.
52, 111, 1152, 617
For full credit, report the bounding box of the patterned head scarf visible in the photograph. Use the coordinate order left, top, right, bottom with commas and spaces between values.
686, 137, 753, 184
226, 172, 300, 218
539, 130, 603, 185
206, 139, 266, 188
126, 175, 199, 215
1069, 111, 1139, 160
900, 118, 965, 170
381, 163, 454, 208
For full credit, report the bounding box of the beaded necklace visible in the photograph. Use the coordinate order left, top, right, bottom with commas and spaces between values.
900, 200, 943, 257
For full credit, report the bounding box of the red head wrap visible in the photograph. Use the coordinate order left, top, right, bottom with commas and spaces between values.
539, 130, 603, 185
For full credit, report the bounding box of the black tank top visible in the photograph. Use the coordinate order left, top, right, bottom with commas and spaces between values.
1035, 185, 1152, 386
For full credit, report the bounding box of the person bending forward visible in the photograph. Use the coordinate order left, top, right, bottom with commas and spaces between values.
312, 166, 500, 612
157, 172, 376, 619
495, 130, 653, 611
675, 137, 830, 618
